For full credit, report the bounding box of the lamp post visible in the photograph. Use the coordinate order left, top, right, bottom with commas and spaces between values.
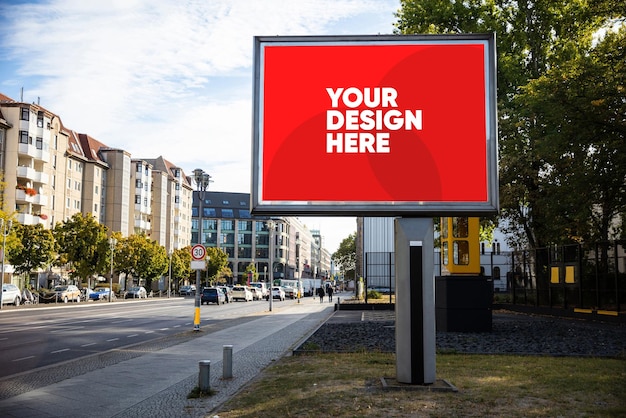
268, 220, 274, 312
109, 237, 117, 302
193, 168, 212, 331
0, 219, 13, 310
168, 250, 172, 298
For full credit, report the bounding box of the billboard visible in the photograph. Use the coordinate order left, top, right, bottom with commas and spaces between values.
251, 34, 498, 216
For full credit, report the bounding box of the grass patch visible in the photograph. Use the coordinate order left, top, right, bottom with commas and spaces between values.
215, 352, 626, 417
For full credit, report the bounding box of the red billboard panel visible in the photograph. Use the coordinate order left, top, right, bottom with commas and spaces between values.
252, 34, 498, 216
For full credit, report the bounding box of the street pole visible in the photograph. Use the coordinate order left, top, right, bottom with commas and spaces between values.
0, 219, 12, 310
109, 237, 117, 302
268, 220, 274, 312
192, 168, 212, 332
168, 251, 172, 298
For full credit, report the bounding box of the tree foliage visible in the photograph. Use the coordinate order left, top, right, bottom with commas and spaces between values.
8, 223, 56, 279
332, 233, 356, 280
395, 0, 625, 248
170, 246, 192, 285
115, 233, 168, 290
205, 247, 230, 286
54, 213, 109, 283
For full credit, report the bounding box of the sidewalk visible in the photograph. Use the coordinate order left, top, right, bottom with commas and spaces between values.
0, 296, 337, 418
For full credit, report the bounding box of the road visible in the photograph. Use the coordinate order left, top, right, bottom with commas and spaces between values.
0, 296, 278, 379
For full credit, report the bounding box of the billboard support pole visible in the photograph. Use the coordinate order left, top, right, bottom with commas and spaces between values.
395, 217, 435, 385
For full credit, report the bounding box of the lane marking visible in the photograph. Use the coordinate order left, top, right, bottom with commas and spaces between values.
13, 356, 35, 362
51, 348, 70, 354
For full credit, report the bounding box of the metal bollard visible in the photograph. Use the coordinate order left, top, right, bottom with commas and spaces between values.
198, 360, 211, 391
223, 345, 233, 379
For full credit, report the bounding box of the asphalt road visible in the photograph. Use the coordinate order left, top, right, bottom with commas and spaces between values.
0, 296, 279, 379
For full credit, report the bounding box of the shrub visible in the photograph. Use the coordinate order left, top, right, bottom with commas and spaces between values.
367, 290, 382, 299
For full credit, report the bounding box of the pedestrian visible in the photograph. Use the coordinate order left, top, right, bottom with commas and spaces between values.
317, 286, 325, 303
327, 285, 333, 302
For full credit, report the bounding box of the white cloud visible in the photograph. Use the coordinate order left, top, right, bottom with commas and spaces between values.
0, 0, 399, 251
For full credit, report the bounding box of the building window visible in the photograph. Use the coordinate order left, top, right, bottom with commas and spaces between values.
203, 207, 216, 217
136, 162, 142, 172
94, 203, 98, 212
239, 210, 251, 219
192, 207, 198, 217
19, 131, 29, 144
136, 179, 142, 188
221, 220, 234, 231
135, 195, 141, 204
238, 221, 251, 231
20, 108, 29, 121
222, 200, 229, 205
222, 209, 234, 218
203, 219, 217, 230
36, 137, 43, 150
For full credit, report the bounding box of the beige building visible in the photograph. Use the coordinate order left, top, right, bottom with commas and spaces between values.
0, 92, 191, 253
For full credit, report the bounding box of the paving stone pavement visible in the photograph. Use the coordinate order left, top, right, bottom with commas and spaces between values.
0, 297, 336, 418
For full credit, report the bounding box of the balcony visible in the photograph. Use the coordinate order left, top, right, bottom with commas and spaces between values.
15, 189, 48, 206
18, 143, 50, 163
17, 213, 46, 226
17, 166, 49, 184
134, 218, 151, 230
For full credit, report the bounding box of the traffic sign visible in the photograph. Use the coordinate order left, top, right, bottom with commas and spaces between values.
191, 244, 206, 261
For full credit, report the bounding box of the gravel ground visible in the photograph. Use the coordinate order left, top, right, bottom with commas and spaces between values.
297, 310, 626, 357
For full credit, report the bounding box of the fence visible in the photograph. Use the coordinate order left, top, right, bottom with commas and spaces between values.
510, 241, 626, 313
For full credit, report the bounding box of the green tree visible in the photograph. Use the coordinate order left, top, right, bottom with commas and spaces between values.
516, 26, 626, 243
395, 0, 625, 248
171, 246, 192, 288
115, 234, 168, 290
54, 213, 109, 286
332, 233, 356, 281
7, 223, 55, 287
205, 247, 229, 286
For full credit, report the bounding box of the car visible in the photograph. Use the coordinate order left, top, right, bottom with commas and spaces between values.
201, 287, 225, 305
53, 285, 81, 303
231, 285, 253, 302
1, 284, 22, 306
367, 286, 392, 295
271, 286, 285, 301
249, 282, 269, 299
216, 286, 232, 303
125, 286, 147, 299
179, 285, 196, 296
90, 287, 116, 301
249, 287, 262, 301
282, 285, 296, 299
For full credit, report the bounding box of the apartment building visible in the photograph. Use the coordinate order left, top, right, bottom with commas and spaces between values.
191, 190, 328, 284
0, 92, 191, 251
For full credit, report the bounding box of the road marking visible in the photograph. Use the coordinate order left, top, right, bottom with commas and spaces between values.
13, 356, 35, 362
106, 338, 119, 342
81, 343, 96, 347
51, 348, 70, 354
144, 330, 155, 334
127, 334, 138, 338
159, 328, 169, 331
173, 325, 181, 328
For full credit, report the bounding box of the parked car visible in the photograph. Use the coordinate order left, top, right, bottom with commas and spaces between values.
216, 286, 232, 303
1, 284, 21, 306
282, 285, 296, 299
201, 287, 225, 305
249, 287, 262, 301
179, 285, 196, 296
271, 286, 285, 301
53, 285, 81, 303
90, 287, 116, 301
125, 286, 147, 299
231, 285, 253, 302
249, 282, 269, 299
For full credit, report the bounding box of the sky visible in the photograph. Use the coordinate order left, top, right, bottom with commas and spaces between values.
0, 0, 400, 253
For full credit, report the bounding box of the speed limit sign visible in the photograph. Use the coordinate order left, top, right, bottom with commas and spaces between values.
191, 244, 206, 261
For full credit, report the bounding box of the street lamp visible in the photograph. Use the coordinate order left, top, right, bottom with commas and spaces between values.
0, 219, 13, 310
109, 237, 117, 302
192, 168, 212, 331
267, 220, 274, 312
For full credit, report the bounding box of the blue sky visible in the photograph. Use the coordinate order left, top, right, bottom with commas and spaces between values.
0, 0, 400, 253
